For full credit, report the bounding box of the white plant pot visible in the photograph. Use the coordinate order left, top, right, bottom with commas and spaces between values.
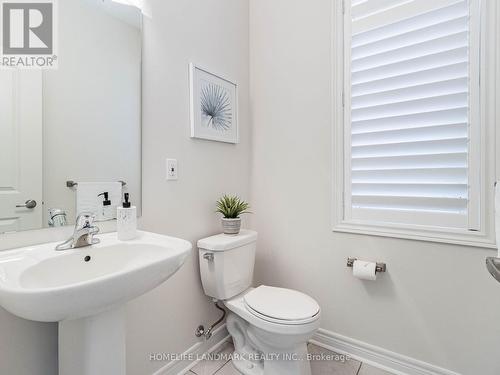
222, 218, 241, 235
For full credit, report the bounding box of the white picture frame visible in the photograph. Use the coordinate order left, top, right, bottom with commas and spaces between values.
189, 63, 239, 144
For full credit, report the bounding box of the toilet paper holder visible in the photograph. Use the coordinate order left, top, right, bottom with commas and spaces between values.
347, 258, 387, 273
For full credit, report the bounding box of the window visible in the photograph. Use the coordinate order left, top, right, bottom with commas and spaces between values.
333, 0, 497, 246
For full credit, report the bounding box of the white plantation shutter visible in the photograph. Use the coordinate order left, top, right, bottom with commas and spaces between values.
344, 0, 481, 230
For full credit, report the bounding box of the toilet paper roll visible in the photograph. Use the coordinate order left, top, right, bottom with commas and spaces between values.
353, 260, 377, 281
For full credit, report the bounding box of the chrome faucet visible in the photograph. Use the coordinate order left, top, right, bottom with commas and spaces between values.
56, 213, 100, 251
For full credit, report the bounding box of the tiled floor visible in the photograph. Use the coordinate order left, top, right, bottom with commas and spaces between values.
184, 340, 394, 375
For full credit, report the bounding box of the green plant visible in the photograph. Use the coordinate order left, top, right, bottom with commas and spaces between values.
216, 195, 251, 219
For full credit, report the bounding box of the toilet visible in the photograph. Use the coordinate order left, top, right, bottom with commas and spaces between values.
198, 230, 320, 375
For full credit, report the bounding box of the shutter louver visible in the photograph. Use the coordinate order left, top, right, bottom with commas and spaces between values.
347, 0, 473, 229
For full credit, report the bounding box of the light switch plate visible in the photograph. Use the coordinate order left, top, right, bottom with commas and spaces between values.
166, 159, 178, 180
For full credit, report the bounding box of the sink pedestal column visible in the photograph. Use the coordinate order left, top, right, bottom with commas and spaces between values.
59, 306, 126, 375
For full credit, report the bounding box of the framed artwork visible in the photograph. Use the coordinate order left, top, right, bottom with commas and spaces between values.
189, 63, 238, 144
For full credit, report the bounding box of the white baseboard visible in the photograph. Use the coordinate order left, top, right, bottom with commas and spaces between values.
152, 325, 460, 375
310, 329, 461, 375
153, 324, 230, 375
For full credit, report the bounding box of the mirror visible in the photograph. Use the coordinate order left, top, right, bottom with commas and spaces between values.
0, 0, 142, 233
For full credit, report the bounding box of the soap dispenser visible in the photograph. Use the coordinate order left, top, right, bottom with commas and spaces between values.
97, 192, 113, 221
117, 193, 137, 240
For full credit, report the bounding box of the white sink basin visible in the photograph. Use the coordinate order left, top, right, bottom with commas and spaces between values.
0, 230, 191, 375
0, 231, 191, 322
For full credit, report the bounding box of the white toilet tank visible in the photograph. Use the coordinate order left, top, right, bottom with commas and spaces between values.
198, 230, 258, 300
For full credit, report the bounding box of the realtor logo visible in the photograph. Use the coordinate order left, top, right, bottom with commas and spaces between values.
1, 0, 58, 68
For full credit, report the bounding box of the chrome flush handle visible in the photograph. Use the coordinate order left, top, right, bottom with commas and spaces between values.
203, 253, 214, 262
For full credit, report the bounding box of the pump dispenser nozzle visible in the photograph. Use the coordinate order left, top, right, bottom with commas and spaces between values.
123, 193, 131, 208
98, 192, 111, 206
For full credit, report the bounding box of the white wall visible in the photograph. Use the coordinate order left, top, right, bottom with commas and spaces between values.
43, 0, 141, 225
0, 310, 57, 375
128, 0, 250, 374
249, 1, 500, 375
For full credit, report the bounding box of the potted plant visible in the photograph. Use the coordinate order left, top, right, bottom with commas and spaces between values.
216, 195, 251, 235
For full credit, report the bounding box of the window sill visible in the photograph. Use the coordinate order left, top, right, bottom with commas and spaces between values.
332, 220, 496, 249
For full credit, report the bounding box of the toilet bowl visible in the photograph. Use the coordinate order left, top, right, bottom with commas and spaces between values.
225, 286, 320, 375
198, 231, 320, 375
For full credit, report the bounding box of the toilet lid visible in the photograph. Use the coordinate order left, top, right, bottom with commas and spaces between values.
244, 286, 320, 323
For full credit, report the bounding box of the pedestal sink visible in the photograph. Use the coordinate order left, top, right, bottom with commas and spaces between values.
0, 231, 191, 375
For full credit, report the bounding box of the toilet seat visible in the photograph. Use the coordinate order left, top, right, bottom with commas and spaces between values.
225, 288, 321, 335
243, 286, 320, 325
